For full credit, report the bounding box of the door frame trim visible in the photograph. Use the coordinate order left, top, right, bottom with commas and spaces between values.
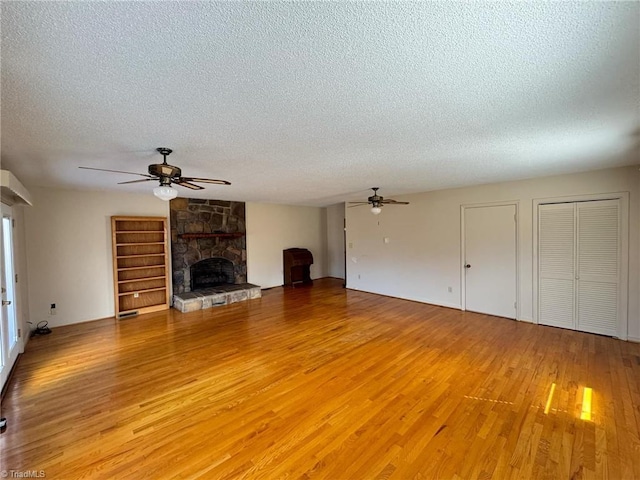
460, 200, 520, 319
1, 202, 23, 392
532, 192, 629, 340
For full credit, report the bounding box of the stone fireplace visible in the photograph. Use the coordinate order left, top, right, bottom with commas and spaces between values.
170, 198, 247, 294
169, 198, 260, 313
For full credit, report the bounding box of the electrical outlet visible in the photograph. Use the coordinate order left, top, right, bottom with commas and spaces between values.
50, 303, 56, 315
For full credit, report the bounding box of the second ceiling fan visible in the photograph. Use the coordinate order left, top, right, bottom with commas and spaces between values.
348, 187, 409, 215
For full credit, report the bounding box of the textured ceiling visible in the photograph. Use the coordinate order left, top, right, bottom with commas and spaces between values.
1, 2, 638, 206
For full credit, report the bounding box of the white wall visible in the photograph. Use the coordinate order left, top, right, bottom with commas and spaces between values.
346, 166, 640, 340
246, 202, 327, 288
326, 203, 345, 279
24, 187, 169, 327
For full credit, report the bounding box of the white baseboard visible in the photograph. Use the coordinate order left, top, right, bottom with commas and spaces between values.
345, 287, 462, 311
518, 316, 534, 323
627, 335, 640, 343
431, 301, 462, 310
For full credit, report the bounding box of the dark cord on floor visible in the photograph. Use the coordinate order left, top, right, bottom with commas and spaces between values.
31, 321, 52, 337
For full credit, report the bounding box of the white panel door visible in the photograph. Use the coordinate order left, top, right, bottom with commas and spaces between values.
464, 204, 517, 319
538, 203, 576, 330
576, 200, 620, 336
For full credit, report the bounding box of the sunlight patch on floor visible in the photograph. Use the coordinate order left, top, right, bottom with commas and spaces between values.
544, 382, 556, 414
581, 387, 593, 421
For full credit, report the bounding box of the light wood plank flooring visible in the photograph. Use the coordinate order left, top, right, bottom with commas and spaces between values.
1, 278, 639, 479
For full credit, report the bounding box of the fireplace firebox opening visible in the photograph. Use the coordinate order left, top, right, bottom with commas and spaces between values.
190, 257, 235, 290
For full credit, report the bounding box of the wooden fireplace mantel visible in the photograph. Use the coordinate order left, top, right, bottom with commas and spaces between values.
178, 232, 245, 240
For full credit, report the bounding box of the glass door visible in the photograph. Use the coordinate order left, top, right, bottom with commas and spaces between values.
1, 203, 20, 391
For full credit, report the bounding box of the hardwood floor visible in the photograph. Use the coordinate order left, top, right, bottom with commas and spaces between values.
1, 278, 639, 479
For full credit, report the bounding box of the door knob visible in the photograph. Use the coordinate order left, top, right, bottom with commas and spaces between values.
465, 264, 471, 269
2, 300, 11, 306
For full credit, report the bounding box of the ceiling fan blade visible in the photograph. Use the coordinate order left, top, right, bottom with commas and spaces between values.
79, 166, 153, 178
180, 177, 231, 186
172, 179, 204, 190
347, 204, 369, 208
381, 199, 410, 205
118, 178, 155, 185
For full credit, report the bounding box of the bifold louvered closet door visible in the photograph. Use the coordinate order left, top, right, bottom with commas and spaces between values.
538, 199, 620, 337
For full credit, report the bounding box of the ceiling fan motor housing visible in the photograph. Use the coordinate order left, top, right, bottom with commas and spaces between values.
149, 163, 181, 178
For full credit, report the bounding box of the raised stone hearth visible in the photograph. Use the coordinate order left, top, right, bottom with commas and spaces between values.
173, 283, 261, 313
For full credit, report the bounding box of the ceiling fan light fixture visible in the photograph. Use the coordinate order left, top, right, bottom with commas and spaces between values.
153, 185, 178, 201
371, 206, 382, 215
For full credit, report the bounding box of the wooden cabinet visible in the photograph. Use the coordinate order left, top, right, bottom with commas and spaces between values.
111, 216, 170, 318
283, 248, 313, 286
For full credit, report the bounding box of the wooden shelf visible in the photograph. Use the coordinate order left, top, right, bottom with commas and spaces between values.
178, 232, 244, 239
118, 275, 166, 284
116, 242, 165, 246
112, 216, 170, 319
117, 253, 166, 259
118, 286, 167, 297
117, 265, 166, 272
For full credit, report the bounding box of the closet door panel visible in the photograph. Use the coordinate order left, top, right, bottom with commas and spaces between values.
576, 200, 619, 336
538, 203, 575, 330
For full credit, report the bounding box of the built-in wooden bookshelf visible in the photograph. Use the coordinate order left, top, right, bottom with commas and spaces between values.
111, 216, 170, 318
